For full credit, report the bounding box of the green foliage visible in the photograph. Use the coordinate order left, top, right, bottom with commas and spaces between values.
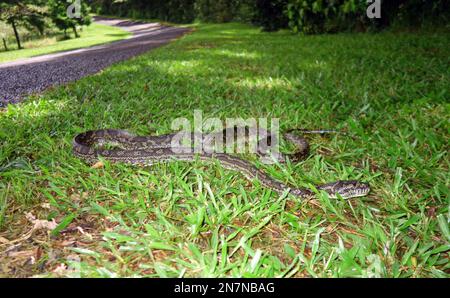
94, 0, 196, 23
194, 0, 250, 23
0, 1, 47, 26
93, 0, 449, 32
0, 0, 93, 50
285, 0, 450, 34
0, 1, 47, 48
47, 0, 91, 37
165, 0, 196, 23
194, 0, 235, 22
233, 0, 257, 23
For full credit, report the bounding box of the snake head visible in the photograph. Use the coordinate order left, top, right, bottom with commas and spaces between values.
317, 180, 370, 199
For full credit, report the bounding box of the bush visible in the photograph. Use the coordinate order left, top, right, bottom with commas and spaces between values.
285, 0, 450, 34
95, 0, 196, 23
286, 0, 370, 34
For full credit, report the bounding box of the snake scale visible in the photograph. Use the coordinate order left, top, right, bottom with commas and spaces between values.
72, 127, 370, 199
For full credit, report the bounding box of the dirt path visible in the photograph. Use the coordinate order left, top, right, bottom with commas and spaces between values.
0, 17, 190, 106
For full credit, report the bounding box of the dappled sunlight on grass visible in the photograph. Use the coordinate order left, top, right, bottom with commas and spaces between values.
2, 97, 69, 120
158, 59, 205, 75
230, 77, 294, 91
212, 49, 261, 59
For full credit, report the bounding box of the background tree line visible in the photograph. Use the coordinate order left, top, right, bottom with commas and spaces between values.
1, 0, 448, 51
92, 0, 449, 32
0, 0, 91, 50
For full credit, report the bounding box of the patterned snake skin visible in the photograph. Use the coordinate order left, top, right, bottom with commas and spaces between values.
72, 127, 370, 199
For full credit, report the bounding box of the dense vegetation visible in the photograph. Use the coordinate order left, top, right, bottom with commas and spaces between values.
285, 0, 449, 33
92, 0, 449, 32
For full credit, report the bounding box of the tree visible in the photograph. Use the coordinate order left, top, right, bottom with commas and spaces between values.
0, 1, 46, 49
24, 14, 47, 36
48, 0, 91, 38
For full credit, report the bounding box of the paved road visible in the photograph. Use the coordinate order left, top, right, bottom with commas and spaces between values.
0, 17, 190, 106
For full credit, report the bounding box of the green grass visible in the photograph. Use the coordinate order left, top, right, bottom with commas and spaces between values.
0, 23, 130, 63
0, 23, 449, 277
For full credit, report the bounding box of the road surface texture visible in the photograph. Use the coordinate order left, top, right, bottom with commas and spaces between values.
0, 17, 190, 106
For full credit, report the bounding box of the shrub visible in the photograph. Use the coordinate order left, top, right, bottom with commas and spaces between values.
285, 0, 450, 34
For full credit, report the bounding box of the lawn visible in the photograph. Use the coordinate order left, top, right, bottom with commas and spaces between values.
0, 23, 448, 277
0, 23, 130, 63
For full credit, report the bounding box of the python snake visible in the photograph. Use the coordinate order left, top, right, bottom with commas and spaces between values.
72, 127, 370, 199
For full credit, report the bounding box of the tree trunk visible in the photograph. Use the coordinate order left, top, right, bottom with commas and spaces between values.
72, 25, 79, 38
2, 38, 8, 51
11, 19, 22, 50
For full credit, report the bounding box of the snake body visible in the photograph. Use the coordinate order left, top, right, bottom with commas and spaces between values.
72, 128, 370, 199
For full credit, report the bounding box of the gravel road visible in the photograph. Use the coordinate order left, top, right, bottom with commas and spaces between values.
0, 17, 190, 106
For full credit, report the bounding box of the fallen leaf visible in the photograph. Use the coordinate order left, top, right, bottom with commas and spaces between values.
35, 247, 43, 261
26, 212, 57, 231
52, 263, 68, 275
7, 250, 35, 258
41, 203, 51, 209
91, 161, 104, 169
57, 240, 76, 247
427, 206, 436, 218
